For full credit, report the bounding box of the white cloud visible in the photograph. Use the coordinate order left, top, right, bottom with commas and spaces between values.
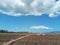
30, 26, 53, 30
0, 0, 60, 17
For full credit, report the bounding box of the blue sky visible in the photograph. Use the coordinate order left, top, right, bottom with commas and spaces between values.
0, 0, 60, 33
0, 13, 60, 33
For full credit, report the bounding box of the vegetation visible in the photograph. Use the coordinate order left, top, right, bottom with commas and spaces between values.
0, 30, 60, 45
0, 29, 30, 33
0, 34, 60, 45
0, 30, 9, 33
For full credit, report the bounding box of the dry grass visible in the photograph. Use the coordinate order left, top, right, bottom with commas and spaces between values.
12, 34, 60, 45
0, 33, 60, 45
0, 33, 26, 45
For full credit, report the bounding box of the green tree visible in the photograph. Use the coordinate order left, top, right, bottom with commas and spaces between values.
0, 30, 9, 33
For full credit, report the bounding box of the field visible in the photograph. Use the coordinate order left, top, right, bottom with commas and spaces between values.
0, 33, 60, 45
0, 33, 26, 45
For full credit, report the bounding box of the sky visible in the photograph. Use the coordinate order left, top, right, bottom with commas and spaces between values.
0, 0, 60, 33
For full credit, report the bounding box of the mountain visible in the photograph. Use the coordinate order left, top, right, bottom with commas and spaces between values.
45, 31, 60, 34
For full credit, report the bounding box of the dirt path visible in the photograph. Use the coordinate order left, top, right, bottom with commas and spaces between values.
1, 35, 30, 45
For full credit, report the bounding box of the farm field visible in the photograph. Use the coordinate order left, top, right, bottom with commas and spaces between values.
0, 33, 60, 45
0, 33, 27, 45
12, 34, 60, 45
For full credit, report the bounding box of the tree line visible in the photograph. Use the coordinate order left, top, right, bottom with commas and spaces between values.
0, 29, 30, 33
0, 30, 9, 33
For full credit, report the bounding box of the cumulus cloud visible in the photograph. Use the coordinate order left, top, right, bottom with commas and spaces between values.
30, 26, 53, 30
0, 0, 60, 17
